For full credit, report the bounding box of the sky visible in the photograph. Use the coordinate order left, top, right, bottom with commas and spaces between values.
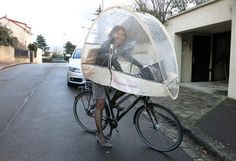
0, 0, 133, 50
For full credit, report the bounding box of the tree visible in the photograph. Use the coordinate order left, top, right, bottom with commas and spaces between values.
51, 46, 63, 59
28, 42, 38, 53
193, 0, 208, 5
173, 0, 189, 11
173, 0, 208, 12
0, 23, 19, 47
134, 0, 209, 24
134, 0, 175, 24
35, 34, 49, 56
64, 41, 76, 56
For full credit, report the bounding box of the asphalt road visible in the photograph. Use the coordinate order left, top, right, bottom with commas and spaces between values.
0, 63, 193, 161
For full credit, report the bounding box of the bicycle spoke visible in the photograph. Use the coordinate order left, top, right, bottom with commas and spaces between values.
135, 104, 183, 152
73, 90, 109, 133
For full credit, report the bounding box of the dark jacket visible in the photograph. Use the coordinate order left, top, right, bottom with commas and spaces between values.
95, 40, 143, 72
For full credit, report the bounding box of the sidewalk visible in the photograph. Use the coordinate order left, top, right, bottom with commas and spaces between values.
152, 82, 236, 161
1, 61, 236, 160
0, 61, 20, 70
194, 98, 236, 161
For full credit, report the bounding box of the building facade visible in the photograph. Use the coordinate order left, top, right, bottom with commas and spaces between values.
167, 0, 236, 99
0, 15, 32, 49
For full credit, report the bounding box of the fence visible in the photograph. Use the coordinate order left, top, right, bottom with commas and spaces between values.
14, 48, 31, 63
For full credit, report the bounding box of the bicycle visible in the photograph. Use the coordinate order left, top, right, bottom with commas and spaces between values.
73, 82, 183, 152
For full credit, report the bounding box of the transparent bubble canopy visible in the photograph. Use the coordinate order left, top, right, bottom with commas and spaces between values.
81, 7, 179, 99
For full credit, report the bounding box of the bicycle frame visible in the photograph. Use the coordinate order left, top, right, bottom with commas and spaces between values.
104, 87, 150, 136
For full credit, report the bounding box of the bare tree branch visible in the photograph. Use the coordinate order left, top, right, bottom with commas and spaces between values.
134, 0, 209, 24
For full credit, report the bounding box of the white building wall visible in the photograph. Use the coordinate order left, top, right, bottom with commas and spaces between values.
0, 18, 32, 49
167, 0, 236, 99
181, 35, 193, 82
168, 0, 233, 33
35, 49, 43, 64
228, 3, 236, 99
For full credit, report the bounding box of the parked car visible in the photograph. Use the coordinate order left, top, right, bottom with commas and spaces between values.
67, 48, 87, 87
52, 58, 67, 63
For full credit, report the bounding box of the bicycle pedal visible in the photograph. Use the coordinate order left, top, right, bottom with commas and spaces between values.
115, 128, 119, 133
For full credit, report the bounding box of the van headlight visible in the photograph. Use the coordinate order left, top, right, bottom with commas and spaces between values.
69, 67, 81, 73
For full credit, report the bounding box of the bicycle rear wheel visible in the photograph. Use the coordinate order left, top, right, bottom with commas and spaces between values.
134, 103, 183, 152
73, 90, 109, 133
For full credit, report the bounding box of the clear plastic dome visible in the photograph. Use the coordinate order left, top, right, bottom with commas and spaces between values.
81, 7, 179, 99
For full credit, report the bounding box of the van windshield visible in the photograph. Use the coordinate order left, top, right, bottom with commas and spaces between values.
72, 49, 81, 59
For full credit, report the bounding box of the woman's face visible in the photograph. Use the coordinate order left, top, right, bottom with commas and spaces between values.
113, 29, 126, 46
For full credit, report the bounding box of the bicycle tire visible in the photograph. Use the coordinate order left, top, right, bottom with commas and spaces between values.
134, 103, 183, 152
73, 90, 109, 133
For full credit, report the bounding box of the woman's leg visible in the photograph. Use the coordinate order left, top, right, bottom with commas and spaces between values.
95, 98, 112, 147
92, 82, 111, 147
110, 90, 125, 106
95, 99, 106, 143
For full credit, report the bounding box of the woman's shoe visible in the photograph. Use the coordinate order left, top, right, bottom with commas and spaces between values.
96, 136, 112, 148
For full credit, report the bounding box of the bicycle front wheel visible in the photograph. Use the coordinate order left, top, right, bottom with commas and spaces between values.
134, 103, 183, 152
73, 90, 109, 133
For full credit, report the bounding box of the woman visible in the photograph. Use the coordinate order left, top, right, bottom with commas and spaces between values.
95, 26, 143, 72
93, 25, 144, 148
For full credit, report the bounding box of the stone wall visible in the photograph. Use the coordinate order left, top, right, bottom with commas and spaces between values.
0, 45, 42, 64
0, 45, 15, 61
15, 56, 30, 63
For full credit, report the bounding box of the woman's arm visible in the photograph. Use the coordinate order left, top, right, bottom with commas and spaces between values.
121, 51, 143, 69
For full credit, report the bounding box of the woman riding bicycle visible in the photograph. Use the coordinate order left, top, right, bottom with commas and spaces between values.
92, 25, 152, 148
76, 7, 182, 152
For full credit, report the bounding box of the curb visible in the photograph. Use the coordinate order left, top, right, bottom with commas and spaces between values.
184, 125, 236, 161
0, 63, 24, 71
